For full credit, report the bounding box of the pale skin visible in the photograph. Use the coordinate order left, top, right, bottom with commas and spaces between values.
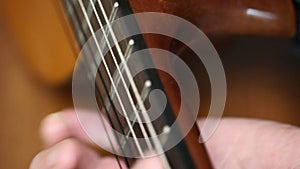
30, 109, 300, 169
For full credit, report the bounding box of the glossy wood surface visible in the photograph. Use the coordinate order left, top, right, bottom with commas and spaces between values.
130, 0, 296, 37
0, 1, 299, 169
129, 0, 296, 168
0, 0, 297, 85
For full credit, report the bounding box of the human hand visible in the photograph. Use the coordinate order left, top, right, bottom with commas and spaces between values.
29, 109, 300, 169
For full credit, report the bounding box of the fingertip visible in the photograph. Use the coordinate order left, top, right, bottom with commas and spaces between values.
29, 139, 79, 169
40, 112, 68, 147
53, 139, 82, 169
29, 151, 43, 169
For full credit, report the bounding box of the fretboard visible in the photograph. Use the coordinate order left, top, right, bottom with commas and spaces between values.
60, 1, 199, 169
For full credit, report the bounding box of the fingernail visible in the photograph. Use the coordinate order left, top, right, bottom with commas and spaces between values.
45, 112, 63, 123
42, 113, 63, 129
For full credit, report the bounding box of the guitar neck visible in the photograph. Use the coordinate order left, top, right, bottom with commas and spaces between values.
59, 0, 297, 169
61, 0, 212, 168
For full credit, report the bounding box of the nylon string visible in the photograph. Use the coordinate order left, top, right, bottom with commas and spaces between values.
78, 0, 145, 157
95, 0, 170, 168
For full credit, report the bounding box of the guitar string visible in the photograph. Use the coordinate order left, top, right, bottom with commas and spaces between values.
84, 1, 137, 152
78, 0, 145, 157
74, 0, 138, 158
81, 0, 97, 37
90, 1, 136, 153
67, 0, 132, 167
70, 0, 143, 157
82, 58, 127, 169
88, 0, 153, 150
95, 0, 170, 168
64, 1, 128, 168
95, 6, 145, 148
66, 0, 131, 167
69, 0, 170, 168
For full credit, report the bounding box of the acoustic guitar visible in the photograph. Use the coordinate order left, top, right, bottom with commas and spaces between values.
0, 0, 297, 169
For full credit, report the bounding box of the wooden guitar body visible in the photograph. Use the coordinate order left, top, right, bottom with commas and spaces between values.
0, 0, 296, 86
0, 0, 297, 168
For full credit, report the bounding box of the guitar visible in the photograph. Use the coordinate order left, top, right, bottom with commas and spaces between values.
0, 0, 297, 168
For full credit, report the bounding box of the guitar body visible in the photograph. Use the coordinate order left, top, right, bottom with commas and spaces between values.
0, 0, 297, 168
0, 0, 296, 86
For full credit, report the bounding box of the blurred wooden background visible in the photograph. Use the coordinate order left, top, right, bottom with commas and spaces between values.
0, 14, 300, 169
0, 23, 73, 169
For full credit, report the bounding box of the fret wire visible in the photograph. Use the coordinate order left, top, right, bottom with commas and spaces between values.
109, 2, 119, 21
65, 0, 85, 46
123, 39, 134, 59
70, 0, 96, 32
68, 0, 141, 158
121, 81, 151, 148
81, 0, 97, 33
90, 0, 153, 150
65, 0, 133, 166
93, 55, 135, 165
99, 2, 119, 58
84, 60, 125, 169
95, 1, 170, 167
89, 0, 157, 153
66, 1, 169, 168
106, 40, 133, 119
78, 0, 145, 157
64, 8, 126, 169
94, 63, 135, 166
73, 0, 136, 157
104, 39, 133, 120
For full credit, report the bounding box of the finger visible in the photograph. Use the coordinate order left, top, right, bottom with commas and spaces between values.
30, 138, 125, 169
40, 109, 116, 150
40, 109, 92, 147
131, 151, 164, 169
198, 118, 300, 169
132, 156, 164, 169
